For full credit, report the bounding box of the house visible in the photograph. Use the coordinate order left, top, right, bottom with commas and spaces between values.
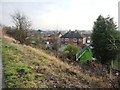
41, 31, 64, 50
60, 30, 87, 48
43, 31, 62, 44
80, 30, 91, 44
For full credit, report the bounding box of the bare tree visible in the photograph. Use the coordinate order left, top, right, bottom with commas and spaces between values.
11, 10, 31, 44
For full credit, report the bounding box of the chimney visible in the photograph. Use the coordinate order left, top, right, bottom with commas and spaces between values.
68, 29, 71, 33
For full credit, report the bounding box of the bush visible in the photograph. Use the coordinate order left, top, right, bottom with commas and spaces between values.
63, 44, 80, 60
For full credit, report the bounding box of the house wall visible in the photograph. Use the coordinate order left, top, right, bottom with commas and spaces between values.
60, 38, 85, 48
69, 38, 73, 44
83, 37, 86, 44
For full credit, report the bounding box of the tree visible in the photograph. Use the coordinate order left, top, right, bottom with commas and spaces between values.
63, 44, 80, 60
52, 34, 59, 51
50, 32, 59, 51
2, 26, 12, 36
3, 26, 17, 39
91, 15, 120, 78
11, 10, 31, 44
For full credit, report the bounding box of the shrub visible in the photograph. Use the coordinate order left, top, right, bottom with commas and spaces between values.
63, 44, 80, 60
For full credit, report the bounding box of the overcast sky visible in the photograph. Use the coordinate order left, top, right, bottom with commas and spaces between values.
0, 0, 119, 30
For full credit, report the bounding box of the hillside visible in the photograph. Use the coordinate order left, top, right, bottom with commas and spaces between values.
2, 36, 118, 88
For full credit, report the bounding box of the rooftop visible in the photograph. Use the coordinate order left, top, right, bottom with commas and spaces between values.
60, 30, 85, 38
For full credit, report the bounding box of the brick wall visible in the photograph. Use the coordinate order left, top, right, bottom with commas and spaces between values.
60, 38, 86, 48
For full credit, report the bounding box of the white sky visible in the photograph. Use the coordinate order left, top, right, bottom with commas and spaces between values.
0, 0, 119, 30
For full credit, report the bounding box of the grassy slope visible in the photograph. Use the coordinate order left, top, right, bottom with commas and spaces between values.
2, 38, 114, 88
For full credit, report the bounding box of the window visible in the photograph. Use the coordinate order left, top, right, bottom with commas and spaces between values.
73, 38, 77, 42
88, 36, 90, 39
61, 38, 64, 41
79, 38, 82, 42
65, 38, 69, 41
87, 39, 91, 44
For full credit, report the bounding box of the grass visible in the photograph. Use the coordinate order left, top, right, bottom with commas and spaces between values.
2, 37, 115, 88
2, 41, 37, 88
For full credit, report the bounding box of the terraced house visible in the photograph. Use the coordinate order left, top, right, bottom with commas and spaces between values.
60, 30, 90, 48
